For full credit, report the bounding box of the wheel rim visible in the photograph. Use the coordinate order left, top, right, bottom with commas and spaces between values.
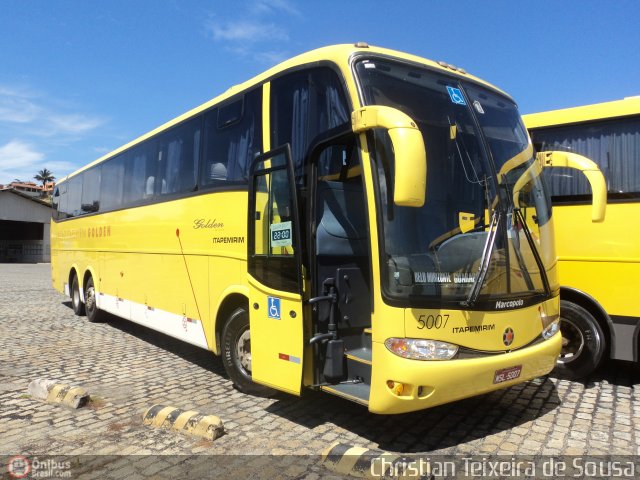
235, 328, 252, 375
558, 317, 585, 364
85, 285, 96, 315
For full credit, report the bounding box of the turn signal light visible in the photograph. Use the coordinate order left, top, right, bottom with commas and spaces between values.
386, 380, 404, 395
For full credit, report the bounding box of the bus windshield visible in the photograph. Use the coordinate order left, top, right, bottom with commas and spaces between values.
356, 58, 555, 309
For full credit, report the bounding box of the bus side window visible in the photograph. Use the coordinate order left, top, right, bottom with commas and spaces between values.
200, 88, 262, 188
67, 175, 83, 218
124, 141, 157, 204
56, 183, 69, 219
51, 186, 60, 218
156, 117, 201, 195
270, 67, 350, 185
100, 155, 125, 211
533, 117, 640, 200
81, 167, 101, 213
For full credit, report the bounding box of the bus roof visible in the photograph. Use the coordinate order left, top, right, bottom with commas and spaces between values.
61, 43, 506, 182
523, 96, 640, 129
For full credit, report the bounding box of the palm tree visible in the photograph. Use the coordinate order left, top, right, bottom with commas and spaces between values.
34, 168, 55, 197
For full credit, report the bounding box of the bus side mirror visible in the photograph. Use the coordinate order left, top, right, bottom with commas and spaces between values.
537, 151, 607, 222
351, 106, 426, 207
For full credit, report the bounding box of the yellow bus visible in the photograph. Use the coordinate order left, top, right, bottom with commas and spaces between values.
524, 97, 640, 378
51, 43, 605, 414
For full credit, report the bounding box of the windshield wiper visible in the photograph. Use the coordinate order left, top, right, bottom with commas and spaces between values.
460, 208, 500, 307
502, 170, 552, 297
513, 207, 551, 296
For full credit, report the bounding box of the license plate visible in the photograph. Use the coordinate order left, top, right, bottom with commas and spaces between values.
493, 365, 522, 384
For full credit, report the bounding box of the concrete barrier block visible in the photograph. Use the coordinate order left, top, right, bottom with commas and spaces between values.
27, 378, 58, 400
27, 379, 90, 409
143, 404, 224, 441
321, 442, 434, 479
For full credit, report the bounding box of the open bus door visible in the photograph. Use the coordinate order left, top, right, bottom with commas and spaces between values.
247, 146, 305, 395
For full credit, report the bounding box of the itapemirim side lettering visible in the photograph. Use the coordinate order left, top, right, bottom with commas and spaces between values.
452, 324, 496, 334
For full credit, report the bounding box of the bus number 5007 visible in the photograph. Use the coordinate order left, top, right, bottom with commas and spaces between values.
417, 314, 449, 330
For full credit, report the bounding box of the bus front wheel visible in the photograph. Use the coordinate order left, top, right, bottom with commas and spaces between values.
221, 307, 275, 397
555, 300, 605, 379
71, 275, 85, 316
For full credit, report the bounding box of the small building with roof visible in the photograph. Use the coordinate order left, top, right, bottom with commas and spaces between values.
0, 188, 52, 263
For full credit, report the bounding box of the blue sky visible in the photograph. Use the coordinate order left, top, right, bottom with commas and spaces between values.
1, 0, 639, 185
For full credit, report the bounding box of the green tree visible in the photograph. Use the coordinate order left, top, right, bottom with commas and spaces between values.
34, 168, 55, 197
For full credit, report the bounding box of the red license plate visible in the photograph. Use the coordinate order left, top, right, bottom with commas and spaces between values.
493, 365, 522, 384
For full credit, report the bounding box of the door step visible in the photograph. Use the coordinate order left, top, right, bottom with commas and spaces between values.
321, 382, 370, 406
345, 347, 372, 365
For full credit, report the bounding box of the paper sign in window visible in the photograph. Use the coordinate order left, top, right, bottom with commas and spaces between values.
270, 221, 293, 248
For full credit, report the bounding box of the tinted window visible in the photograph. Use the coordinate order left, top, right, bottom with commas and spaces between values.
81, 167, 101, 213
55, 183, 68, 220
270, 67, 350, 183
249, 149, 300, 293
200, 89, 262, 187
51, 186, 60, 219
157, 118, 201, 195
67, 175, 83, 218
531, 117, 640, 199
123, 141, 157, 204
100, 155, 125, 211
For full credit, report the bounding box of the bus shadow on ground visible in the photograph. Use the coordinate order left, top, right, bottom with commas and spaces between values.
60, 300, 295, 401
94, 309, 227, 377
60, 299, 581, 454
549, 359, 640, 388
265, 377, 562, 453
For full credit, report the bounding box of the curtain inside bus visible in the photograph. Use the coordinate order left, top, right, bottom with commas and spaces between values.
532, 117, 640, 198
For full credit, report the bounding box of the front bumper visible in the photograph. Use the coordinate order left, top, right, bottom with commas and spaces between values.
369, 331, 561, 414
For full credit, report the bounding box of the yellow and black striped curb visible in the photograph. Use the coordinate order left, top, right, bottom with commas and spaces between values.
142, 404, 225, 441
321, 442, 434, 479
27, 379, 90, 409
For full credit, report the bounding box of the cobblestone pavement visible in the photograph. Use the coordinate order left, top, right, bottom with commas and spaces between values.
1, 264, 639, 477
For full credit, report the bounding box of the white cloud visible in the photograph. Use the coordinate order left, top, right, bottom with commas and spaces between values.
0, 140, 45, 184
205, 0, 298, 63
254, 49, 290, 65
47, 113, 105, 136
0, 141, 78, 185
252, 0, 301, 18
0, 88, 40, 124
0, 140, 43, 168
0, 84, 106, 184
209, 20, 288, 43
0, 85, 105, 138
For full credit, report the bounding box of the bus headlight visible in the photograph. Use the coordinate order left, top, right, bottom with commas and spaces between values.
384, 338, 458, 360
541, 312, 560, 339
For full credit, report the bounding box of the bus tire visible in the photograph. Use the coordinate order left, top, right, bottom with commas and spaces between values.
84, 276, 104, 323
71, 275, 85, 316
221, 306, 275, 397
555, 300, 605, 380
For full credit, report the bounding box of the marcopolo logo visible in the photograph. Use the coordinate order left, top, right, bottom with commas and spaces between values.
495, 299, 524, 310
503, 327, 515, 347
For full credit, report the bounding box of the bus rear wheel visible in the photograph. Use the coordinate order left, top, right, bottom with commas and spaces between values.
555, 300, 605, 380
221, 306, 275, 397
84, 276, 104, 323
71, 275, 85, 316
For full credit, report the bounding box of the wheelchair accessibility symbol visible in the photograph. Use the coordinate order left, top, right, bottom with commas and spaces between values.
268, 296, 281, 320
446, 86, 466, 106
